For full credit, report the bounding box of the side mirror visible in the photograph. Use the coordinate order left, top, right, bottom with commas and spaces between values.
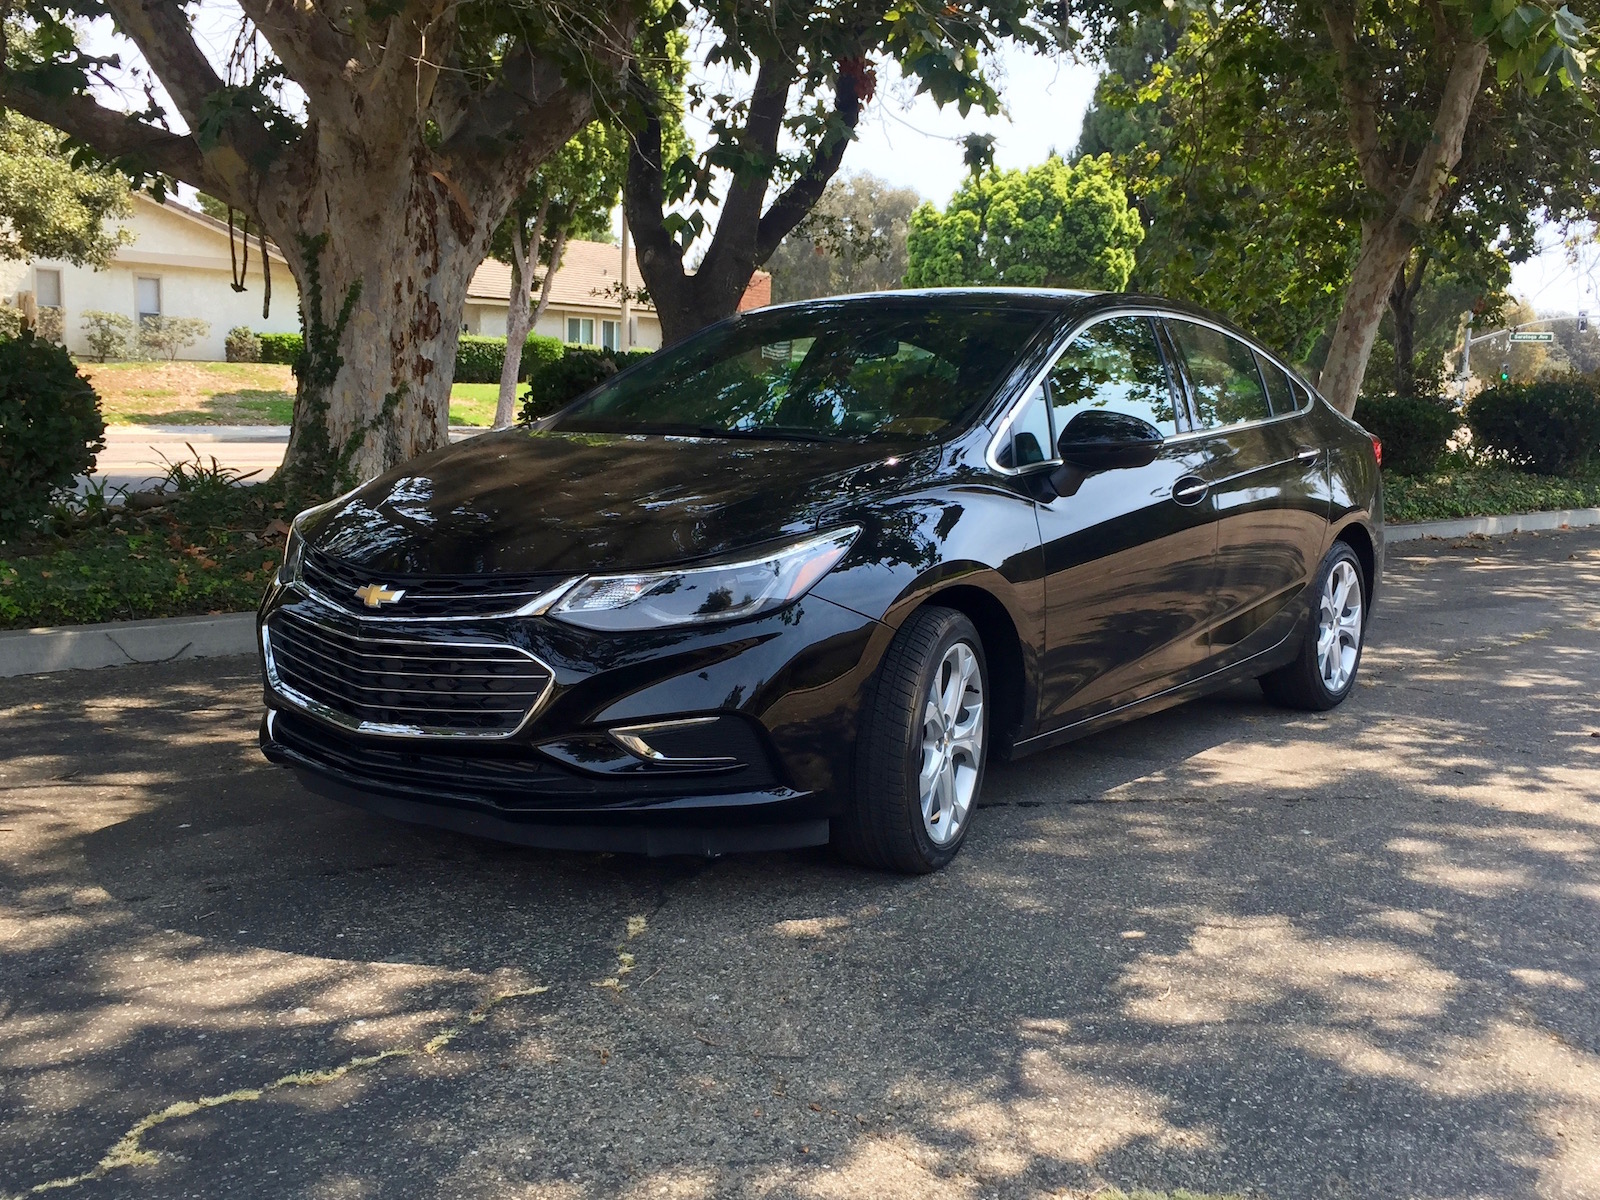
1055, 409, 1164, 472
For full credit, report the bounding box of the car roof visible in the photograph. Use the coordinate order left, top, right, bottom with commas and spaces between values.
761, 287, 1104, 315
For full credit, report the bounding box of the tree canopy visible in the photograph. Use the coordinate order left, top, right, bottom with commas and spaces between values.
0, 109, 130, 268
904, 153, 1144, 291
766, 173, 923, 302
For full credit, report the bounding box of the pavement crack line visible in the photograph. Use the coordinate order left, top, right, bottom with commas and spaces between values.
8, 984, 550, 1198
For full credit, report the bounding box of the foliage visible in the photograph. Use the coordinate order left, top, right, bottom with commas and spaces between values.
623, 0, 1071, 340
258, 333, 303, 366
138, 316, 209, 362
767, 173, 923, 302
1353, 393, 1458, 476
519, 349, 620, 421
0, 477, 290, 629
905, 154, 1144, 291
81, 311, 133, 362
1383, 463, 1600, 522
0, 109, 131, 267
1467, 379, 1600, 474
225, 326, 262, 363
33, 305, 63, 343
0, 331, 105, 542
454, 334, 570, 384
0, 305, 22, 339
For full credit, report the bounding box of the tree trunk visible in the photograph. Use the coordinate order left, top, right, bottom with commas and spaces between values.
495, 202, 546, 429
1388, 247, 1430, 397
1316, 35, 1488, 415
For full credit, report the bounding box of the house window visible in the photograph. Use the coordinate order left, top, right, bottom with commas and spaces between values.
136, 276, 162, 323
601, 320, 620, 351
566, 316, 595, 345
34, 269, 62, 309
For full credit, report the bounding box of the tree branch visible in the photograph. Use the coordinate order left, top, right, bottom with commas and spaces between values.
235, 0, 358, 110
100, 0, 227, 130
754, 70, 863, 264
1393, 39, 1489, 229
622, 72, 688, 294
695, 55, 795, 280
0, 77, 217, 193
1321, 0, 1401, 201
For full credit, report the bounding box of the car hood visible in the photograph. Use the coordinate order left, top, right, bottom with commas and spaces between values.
304, 427, 915, 577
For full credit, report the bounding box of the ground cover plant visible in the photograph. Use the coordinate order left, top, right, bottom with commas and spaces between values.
1383, 463, 1600, 524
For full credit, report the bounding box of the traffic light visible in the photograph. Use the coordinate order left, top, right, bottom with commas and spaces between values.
1500, 362, 1511, 382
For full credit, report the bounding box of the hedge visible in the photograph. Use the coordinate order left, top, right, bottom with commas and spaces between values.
1353, 393, 1457, 477
257, 332, 302, 365
1466, 379, 1600, 476
0, 331, 106, 542
257, 330, 570, 383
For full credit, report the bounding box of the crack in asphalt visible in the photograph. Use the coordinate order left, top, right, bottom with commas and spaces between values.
5, 984, 550, 1198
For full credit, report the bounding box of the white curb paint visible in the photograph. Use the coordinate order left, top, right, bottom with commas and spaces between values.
0, 613, 257, 678
4, 507, 1598, 678
1385, 507, 1600, 543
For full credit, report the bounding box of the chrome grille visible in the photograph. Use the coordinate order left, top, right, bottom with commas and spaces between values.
300, 546, 569, 618
263, 607, 553, 738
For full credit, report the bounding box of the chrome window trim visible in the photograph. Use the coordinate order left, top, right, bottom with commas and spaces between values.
985, 308, 1319, 476
985, 307, 1183, 477
292, 574, 580, 622
262, 605, 558, 740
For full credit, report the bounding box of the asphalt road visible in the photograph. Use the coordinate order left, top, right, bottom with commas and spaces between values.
3, 529, 1599, 1200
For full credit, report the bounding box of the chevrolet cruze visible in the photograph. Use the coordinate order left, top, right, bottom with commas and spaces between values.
257, 289, 1382, 873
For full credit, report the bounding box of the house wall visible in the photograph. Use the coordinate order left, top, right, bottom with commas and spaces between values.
461, 302, 662, 350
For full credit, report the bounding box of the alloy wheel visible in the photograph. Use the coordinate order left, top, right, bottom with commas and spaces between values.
1317, 559, 1363, 693
919, 641, 984, 846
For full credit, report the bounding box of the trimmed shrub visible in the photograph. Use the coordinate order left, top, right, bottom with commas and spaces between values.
0, 304, 22, 340
1353, 393, 1457, 477
0, 331, 106, 540
81, 311, 134, 362
454, 334, 507, 383
523, 333, 565, 378
519, 347, 619, 422
139, 315, 209, 361
34, 306, 64, 344
225, 326, 261, 362
1467, 380, 1600, 476
258, 332, 304, 365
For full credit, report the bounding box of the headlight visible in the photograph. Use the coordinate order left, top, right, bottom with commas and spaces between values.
550, 527, 860, 631
277, 489, 358, 585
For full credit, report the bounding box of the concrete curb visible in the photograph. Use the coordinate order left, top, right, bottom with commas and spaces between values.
5, 507, 1599, 678
0, 613, 257, 679
1386, 507, 1600, 543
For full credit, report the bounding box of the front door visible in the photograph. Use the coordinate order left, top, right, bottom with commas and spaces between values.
1034, 314, 1221, 728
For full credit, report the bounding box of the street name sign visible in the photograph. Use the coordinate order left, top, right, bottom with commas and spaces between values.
1509, 331, 1556, 343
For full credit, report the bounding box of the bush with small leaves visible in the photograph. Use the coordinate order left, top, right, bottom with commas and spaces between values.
1467, 380, 1600, 476
34, 306, 64, 344
1353, 393, 1458, 476
0, 304, 23, 340
225, 325, 261, 363
81, 310, 134, 361
519, 347, 619, 422
139, 315, 210, 362
0, 330, 106, 541
257, 332, 303, 365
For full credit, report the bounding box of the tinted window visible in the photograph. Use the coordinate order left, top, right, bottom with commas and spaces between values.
553, 304, 1050, 442
1169, 320, 1271, 428
1255, 352, 1300, 417
1047, 316, 1178, 437
998, 384, 1053, 468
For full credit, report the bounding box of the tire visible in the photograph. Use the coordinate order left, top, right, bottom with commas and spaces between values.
835, 606, 989, 874
1259, 541, 1367, 711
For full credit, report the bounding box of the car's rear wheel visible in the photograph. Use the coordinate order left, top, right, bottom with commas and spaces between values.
836, 606, 988, 873
1259, 541, 1367, 711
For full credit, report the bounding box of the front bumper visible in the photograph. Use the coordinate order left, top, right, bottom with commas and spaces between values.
257, 583, 891, 852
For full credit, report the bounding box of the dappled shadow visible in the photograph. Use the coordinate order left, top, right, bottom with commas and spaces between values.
2, 528, 1599, 1198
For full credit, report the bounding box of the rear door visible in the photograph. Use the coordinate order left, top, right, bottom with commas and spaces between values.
1028, 314, 1222, 727
1161, 318, 1330, 668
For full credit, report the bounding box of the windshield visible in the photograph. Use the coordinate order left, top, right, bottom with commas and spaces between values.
548, 302, 1052, 442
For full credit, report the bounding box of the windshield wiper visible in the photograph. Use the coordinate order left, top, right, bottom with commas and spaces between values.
692, 425, 838, 443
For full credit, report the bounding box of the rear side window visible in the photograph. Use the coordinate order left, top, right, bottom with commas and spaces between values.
1168, 319, 1271, 429
1255, 352, 1301, 417
1047, 316, 1179, 437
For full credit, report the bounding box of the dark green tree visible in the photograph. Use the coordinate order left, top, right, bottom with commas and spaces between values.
766, 173, 923, 302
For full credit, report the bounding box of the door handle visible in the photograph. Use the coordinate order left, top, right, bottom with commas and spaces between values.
1172, 475, 1209, 506
1295, 447, 1321, 463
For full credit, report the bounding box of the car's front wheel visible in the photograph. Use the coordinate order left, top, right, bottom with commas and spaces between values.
836, 606, 988, 873
1259, 541, 1367, 711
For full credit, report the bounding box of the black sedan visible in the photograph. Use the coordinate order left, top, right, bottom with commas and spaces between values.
257, 289, 1382, 873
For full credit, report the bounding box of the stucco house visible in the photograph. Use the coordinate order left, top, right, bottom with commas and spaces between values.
3, 193, 772, 360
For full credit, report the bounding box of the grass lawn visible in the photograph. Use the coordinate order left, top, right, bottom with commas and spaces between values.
83, 360, 506, 427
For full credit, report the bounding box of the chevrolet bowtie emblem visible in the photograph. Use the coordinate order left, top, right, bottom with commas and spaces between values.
354, 583, 406, 609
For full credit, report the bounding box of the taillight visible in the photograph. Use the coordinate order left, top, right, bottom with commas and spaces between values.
1371, 435, 1382, 467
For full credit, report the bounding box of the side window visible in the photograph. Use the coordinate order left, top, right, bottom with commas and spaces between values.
1047, 316, 1178, 437
998, 384, 1053, 468
1255, 352, 1300, 417
1169, 320, 1271, 428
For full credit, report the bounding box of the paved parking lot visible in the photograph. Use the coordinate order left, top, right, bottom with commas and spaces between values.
3, 529, 1599, 1199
